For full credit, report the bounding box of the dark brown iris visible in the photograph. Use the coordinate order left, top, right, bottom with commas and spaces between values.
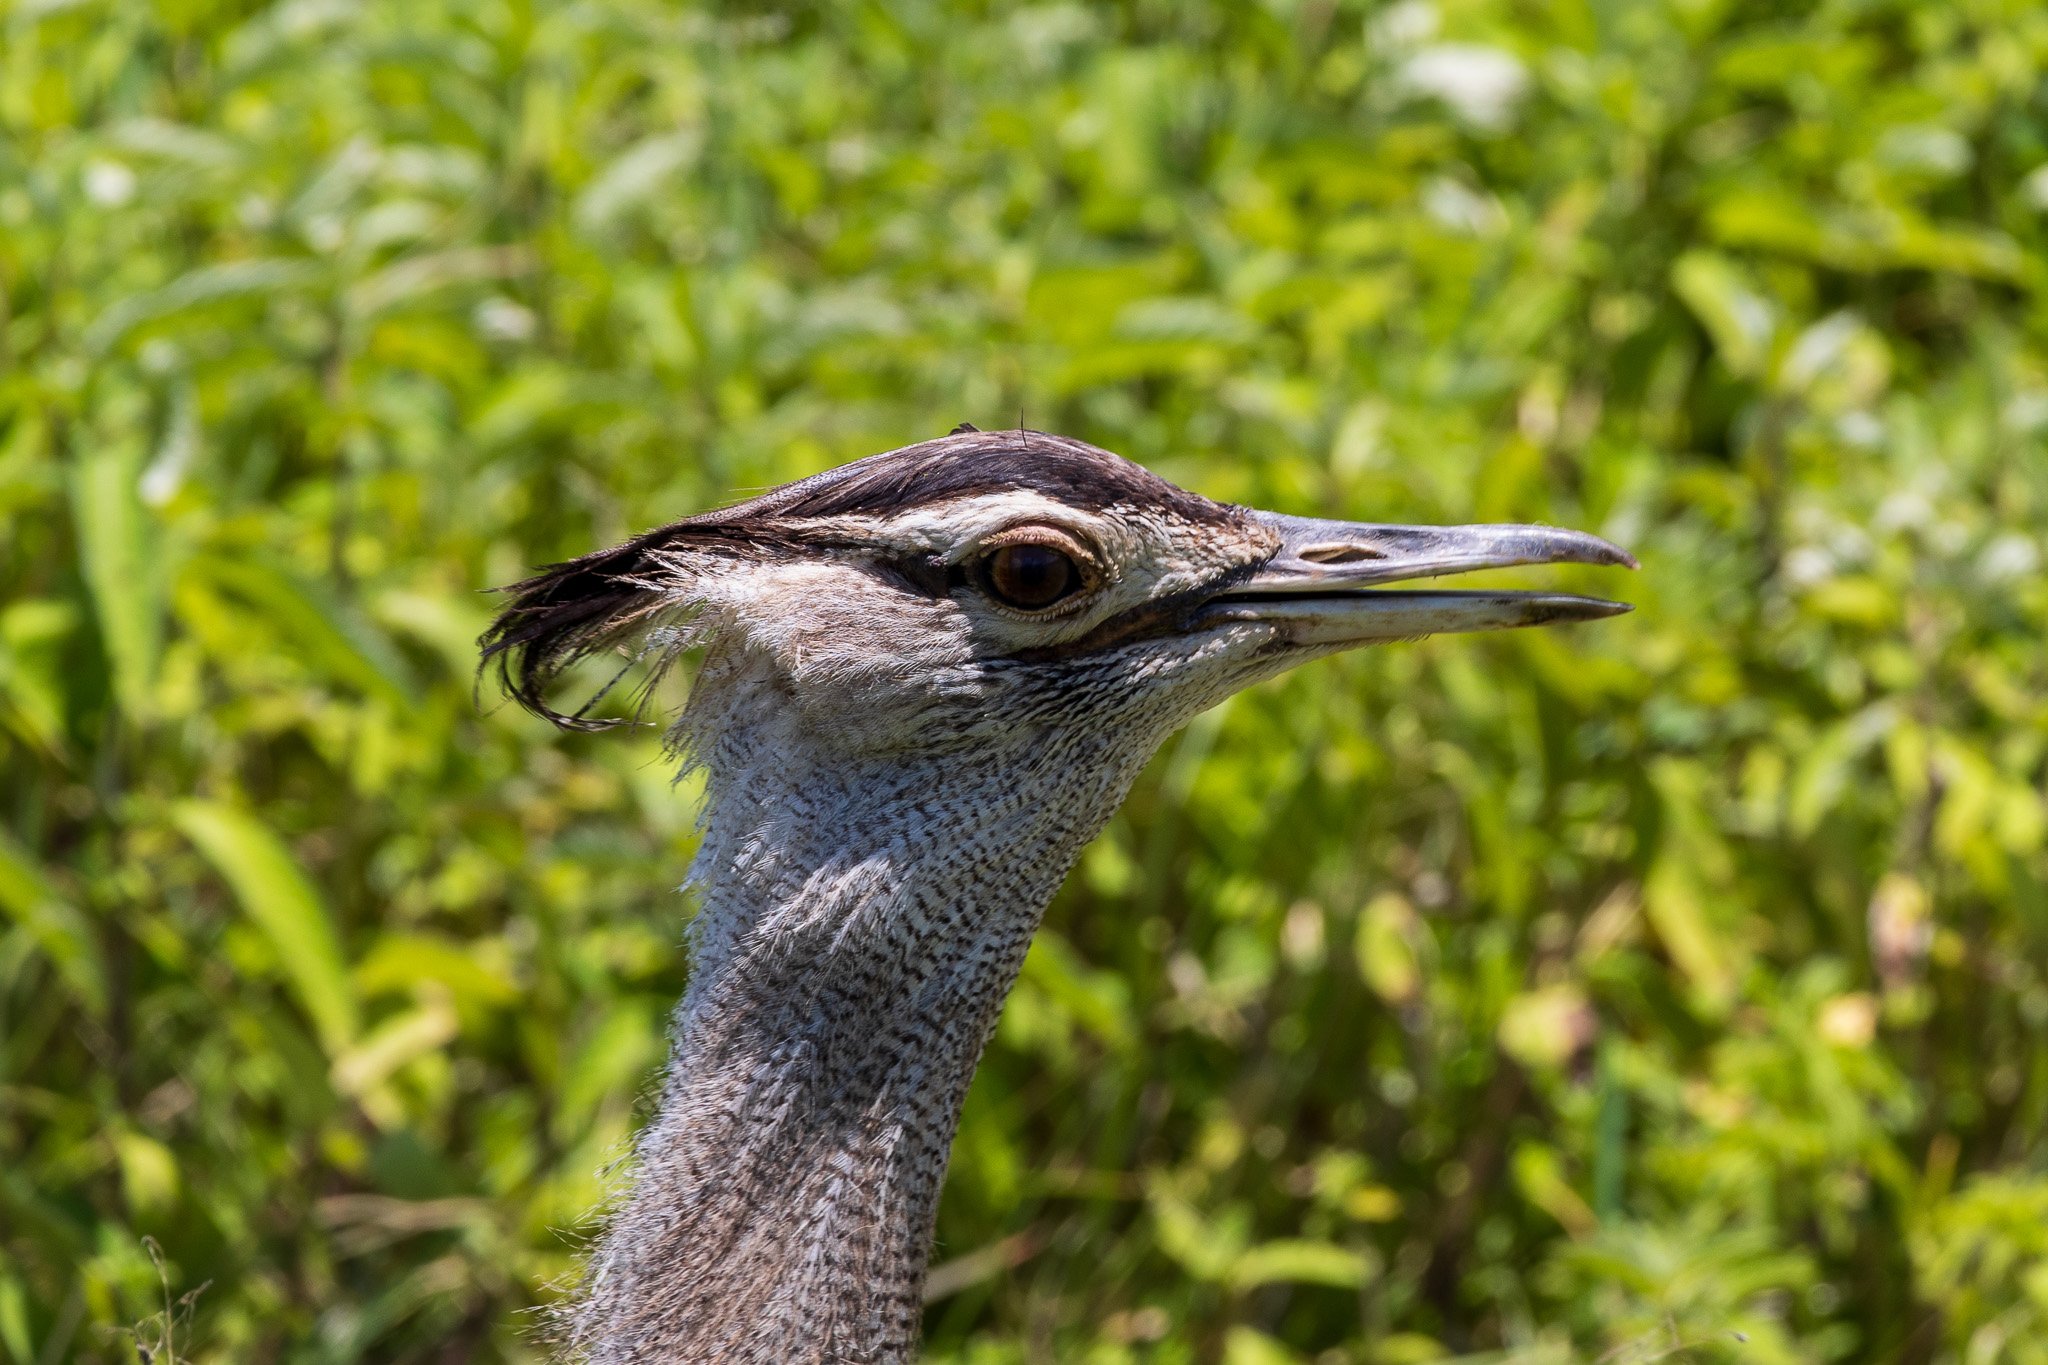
984, 542, 1078, 610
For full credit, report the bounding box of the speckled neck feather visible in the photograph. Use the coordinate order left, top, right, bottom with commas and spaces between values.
564, 642, 1173, 1363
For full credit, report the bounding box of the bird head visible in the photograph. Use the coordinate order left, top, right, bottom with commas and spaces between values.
482, 430, 1633, 760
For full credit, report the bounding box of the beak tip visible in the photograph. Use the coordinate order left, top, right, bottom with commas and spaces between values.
1577, 537, 1637, 571
1531, 594, 1633, 625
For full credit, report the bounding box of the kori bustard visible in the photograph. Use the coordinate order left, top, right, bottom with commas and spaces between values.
481, 428, 1633, 1363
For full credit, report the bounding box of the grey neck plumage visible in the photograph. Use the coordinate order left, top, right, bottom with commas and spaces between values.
563, 653, 1159, 1363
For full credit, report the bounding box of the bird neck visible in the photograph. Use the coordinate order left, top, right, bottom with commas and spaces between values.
567, 687, 1153, 1364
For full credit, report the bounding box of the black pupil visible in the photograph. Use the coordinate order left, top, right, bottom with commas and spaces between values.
990, 544, 1074, 608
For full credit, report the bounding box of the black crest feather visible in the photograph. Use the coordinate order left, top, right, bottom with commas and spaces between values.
477, 526, 696, 731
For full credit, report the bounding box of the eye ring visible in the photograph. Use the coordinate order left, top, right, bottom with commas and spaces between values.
981, 542, 1082, 611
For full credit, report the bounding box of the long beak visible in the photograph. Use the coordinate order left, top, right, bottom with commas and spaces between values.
1202, 512, 1636, 645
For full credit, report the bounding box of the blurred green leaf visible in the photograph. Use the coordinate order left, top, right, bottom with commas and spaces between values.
185, 552, 415, 704
1671, 251, 1778, 379
172, 799, 358, 1055
1228, 1239, 1372, 1291
0, 827, 105, 1015
82, 258, 323, 357
68, 439, 161, 719
1354, 891, 1420, 1005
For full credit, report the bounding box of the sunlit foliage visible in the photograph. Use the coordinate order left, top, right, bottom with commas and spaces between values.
3, 1, 2047, 1362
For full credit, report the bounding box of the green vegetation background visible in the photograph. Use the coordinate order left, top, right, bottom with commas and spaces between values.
4, 0, 2047, 1361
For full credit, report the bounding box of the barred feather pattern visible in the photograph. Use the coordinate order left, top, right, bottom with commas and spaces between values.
558, 635, 1218, 1363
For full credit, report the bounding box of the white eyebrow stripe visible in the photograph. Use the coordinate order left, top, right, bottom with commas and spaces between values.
776, 491, 1118, 555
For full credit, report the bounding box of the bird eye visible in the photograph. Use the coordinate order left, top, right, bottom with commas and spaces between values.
983, 542, 1080, 611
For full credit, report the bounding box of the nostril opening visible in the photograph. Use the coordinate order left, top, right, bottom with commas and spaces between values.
1298, 543, 1386, 564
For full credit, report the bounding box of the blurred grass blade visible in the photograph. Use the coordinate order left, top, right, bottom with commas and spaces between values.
82, 258, 323, 356
0, 829, 107, 1016
1227, 1239, 1371, 1291
0, 599, 80, 759
188, 552, 416, 704
173, 799, 358, 1053
574, 131, 703, 233
347, 244, 534, 320
69, 440, 162, 720
1645, 760, 1739, 1011
1671, 250, 1777, 379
